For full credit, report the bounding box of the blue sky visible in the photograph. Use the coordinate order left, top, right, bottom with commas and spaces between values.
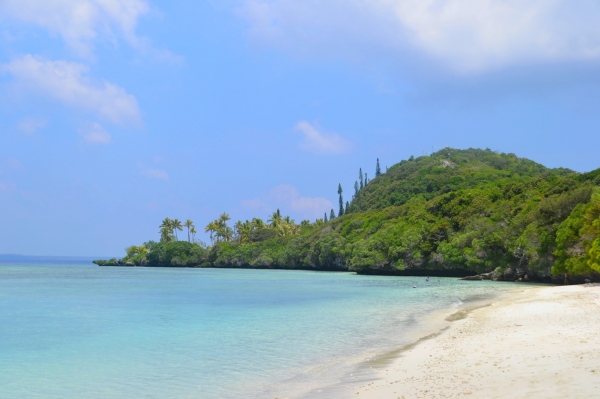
2, 0, 600, 256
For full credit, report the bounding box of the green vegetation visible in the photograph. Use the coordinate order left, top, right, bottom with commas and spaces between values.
94, 148, 600, 282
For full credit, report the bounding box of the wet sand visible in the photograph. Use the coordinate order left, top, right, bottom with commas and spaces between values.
350, 285, 600, 398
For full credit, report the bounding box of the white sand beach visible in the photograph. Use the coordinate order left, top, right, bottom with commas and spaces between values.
353, 285, 600, 399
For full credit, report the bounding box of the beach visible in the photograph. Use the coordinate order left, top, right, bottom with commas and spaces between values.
350, 284, 600, 398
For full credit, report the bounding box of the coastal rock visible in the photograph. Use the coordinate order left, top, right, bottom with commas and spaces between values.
503, 268, 515, 281
478, 272, 493, 280
461, 275, 483, 281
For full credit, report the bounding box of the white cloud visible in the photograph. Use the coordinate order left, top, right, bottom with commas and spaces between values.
140, 165, 169, 181
295, 121, 352, 154
0, 0, 150, 57
238, 0, 600, 74
2, 55, 141, 126
243, 184, 332, 219
17, 118, 46, 135
79, 122, 111, 144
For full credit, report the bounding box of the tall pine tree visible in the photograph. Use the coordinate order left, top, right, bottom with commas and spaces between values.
354, 181, 359, 198
364, 173, 368, 186
345, 201, 349, 214
324, 212, 328, 222
330, 209, 335, 220
376, 158, 381, 176
338, 184, 344, 217
359, 168, 364, 190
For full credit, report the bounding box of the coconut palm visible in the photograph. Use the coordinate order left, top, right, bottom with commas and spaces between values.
160, 217, 173, 233
216, 225, 233, 242
251, 218, 266, 230
184, 219, 195, 243
190, 227, 197, 243
160, 226, 172, 242
234, 220, 253, 243
218, 212, 231, 228
172, 219, 183, 240
205, 221, 219, 245
268, 210, 282, 227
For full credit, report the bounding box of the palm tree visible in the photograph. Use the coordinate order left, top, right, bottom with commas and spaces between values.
219, 226, 233, 242
172, 219, 183, 240
160, 217, 173, 233
251, 218, 266, 230
234, 220, 253, 243
218, 212, 231, 227
268, 210, 282, 227
190, 227, 197, 244
160, 226, 172, 242
184, 219, 195, 243
205, 221, 219, 245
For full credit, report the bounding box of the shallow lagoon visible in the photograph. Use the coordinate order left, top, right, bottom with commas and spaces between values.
0, 262, 517, 398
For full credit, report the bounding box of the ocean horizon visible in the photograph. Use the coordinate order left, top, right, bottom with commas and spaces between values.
0, 261, 520, 398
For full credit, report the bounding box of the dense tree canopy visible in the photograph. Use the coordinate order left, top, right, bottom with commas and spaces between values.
95, 148, 600, 282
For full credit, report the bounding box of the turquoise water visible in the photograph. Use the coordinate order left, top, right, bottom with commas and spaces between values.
0, 262, 516, 398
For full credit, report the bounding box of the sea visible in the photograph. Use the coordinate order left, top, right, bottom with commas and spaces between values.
0, 261, 521, 398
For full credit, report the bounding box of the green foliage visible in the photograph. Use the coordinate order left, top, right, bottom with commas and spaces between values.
146, 241, 208, 267
202, 149, 599, 278
97, 149, 600, 279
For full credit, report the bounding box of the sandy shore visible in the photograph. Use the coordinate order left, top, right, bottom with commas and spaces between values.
351, 285, 600, 399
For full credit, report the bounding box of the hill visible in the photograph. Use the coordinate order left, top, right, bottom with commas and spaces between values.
95, 148, 600, 283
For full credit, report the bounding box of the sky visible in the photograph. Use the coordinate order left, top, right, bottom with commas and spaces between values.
2, 0, 600, 256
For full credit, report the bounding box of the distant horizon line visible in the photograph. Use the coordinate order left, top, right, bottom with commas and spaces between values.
0, 254, 118, 260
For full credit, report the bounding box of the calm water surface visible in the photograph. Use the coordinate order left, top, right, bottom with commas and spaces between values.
0, 262, 517, 398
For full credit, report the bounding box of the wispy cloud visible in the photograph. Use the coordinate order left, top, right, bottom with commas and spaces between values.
17, 118, 46, 135
1, 0, 149, 57
243, 184, 332, 219
295, 121, 352, 154
238, 0, 600, 74
79, 122, 111, 144
140, 164, 169, 181
2, 55, 141, 126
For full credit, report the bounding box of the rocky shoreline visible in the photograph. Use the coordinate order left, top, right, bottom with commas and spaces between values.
94, 258, 599, 284
461, 266, 600, 284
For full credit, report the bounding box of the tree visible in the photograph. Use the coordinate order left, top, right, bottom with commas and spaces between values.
205, 221, 219, 245
184, 219, 195, 243
359, 168, 364, 190
234, 220, 253, 243
364, 173, 368, 186
324, 212, 328, 222
268, 210, 282, 227
190, 227, 197, 244
251, 218, 266, 229
300, 220, 311, 227
160, 217, 173, 234
160, 226, 173, 243
345, 201, 349, 214
172, 219, 183, 240
338, 183, 344, 217
218, 212, 231, 227
330, 209, 335, 220
354, 181, 359, 198
376, 158, 381, 176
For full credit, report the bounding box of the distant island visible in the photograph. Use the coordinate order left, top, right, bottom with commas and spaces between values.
94, 148, 600, 284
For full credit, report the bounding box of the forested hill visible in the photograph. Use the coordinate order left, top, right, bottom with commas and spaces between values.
349, 148, 574, 212
96, 148, 600, 283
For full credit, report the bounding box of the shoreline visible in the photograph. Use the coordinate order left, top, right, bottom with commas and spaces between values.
322, 284, 600, 399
